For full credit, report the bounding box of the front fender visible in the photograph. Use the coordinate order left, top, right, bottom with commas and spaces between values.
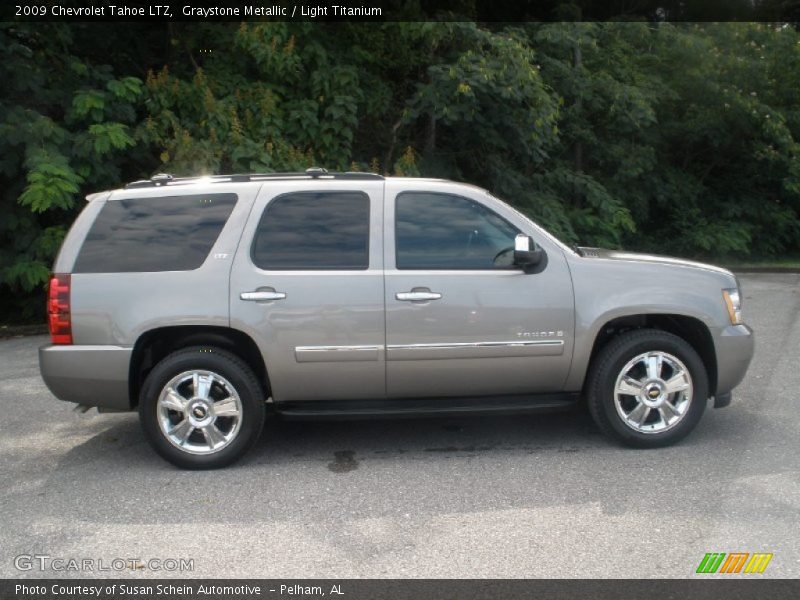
564, 257, 734, 391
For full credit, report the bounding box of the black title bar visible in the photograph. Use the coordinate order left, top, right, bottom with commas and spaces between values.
3, 579, 800, 600
4, 0, 800, 22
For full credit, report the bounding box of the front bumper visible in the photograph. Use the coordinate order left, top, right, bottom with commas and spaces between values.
713, 324, 754, 397
39, 345, 133, 410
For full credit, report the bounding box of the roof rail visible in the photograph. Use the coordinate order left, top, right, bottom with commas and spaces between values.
124, 167, 384, 189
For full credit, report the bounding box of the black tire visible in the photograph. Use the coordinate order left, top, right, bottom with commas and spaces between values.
139, 346, 266, 469
586, 329, 709, 448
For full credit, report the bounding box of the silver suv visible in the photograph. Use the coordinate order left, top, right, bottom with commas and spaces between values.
39, 169, 754, 469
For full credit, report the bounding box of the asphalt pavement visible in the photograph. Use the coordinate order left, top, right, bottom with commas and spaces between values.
1, 273, 798, 579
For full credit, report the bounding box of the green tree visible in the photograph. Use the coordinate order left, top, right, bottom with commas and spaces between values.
0, 23, 142, 319
2, 21, 800, 325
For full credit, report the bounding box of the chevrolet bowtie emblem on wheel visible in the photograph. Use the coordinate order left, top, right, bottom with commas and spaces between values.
696, 552, 773, 574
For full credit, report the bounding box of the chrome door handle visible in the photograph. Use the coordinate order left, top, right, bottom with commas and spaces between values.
396, 291, 442, 302
240, 290, 286, 301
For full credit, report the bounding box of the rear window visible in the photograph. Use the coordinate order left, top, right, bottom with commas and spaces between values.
73, 193, 237, 273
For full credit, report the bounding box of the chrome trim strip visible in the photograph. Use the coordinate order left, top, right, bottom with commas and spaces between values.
386, 340, 564, 350
296, 345, 382, 352
386, 339, 565, 361
294, 345, 382, 363
295, 340, 564, 363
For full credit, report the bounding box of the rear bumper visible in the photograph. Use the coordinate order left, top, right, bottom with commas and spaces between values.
713, 324, 754, 397
39, 345, 132, 410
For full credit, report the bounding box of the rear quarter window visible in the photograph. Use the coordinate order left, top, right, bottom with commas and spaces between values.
73, 193, 237, 273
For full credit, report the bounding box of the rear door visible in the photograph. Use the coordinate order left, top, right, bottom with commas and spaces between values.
230, 180, 385, 402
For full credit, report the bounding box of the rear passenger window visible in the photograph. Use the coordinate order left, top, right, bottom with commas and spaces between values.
74, 194, 237, 273
251, 192, 370, 270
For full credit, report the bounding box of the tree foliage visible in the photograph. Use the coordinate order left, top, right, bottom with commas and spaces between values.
2, 20, 800, 322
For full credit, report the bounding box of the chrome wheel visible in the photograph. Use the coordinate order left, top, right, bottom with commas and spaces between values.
156, 370, 243, 455
613, 351, 693, 434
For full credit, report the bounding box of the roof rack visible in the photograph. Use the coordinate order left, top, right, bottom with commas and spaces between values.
124, 167, 384, 189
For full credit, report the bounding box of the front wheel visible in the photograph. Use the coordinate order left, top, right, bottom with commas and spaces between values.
139, 347, 266, 469
586, 329, 709, 448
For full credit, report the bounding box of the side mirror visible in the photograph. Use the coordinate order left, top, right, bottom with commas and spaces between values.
514, 234, 544, 272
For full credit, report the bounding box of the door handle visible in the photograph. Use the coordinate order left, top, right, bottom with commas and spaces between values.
396, 290, 442, 302
240, 290, 286, 301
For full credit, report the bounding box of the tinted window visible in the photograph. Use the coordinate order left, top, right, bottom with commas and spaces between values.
395, 192, 520, 270
74, 194, 237, 273
252, 192, 370, 270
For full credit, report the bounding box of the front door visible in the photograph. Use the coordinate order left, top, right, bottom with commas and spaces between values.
383, 182, 575, 398
230, 180, 385, 402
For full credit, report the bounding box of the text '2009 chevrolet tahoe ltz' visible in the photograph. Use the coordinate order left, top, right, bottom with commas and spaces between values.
39, 169, 754, 469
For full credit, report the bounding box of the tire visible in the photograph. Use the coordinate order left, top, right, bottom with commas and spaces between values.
586, 329, 709, 448
139, 346, 266, 469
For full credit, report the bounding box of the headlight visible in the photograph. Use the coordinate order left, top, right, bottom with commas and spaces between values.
723, 288, 742, 325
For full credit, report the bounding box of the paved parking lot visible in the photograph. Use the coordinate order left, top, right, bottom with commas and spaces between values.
1, 273, 798, 578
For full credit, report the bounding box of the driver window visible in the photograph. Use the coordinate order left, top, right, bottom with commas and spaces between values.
395, 192, 520, 270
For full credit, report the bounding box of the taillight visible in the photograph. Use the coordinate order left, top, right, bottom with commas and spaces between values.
48, 274, 72, 345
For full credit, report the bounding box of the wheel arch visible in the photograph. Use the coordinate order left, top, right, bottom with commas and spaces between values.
129, 325, 269, 408
584, 313, 717, 396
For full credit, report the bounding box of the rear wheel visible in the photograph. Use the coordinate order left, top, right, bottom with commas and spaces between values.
139, 347, 265, 469
586, 329, 709, 448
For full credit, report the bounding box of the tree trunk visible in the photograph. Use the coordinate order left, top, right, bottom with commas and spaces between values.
572, 38, 583, 208
425, 114, 437, 156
